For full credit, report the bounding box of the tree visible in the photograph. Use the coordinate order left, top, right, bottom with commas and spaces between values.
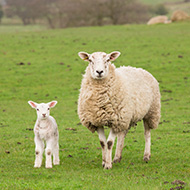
0, 5, 3, 23
5, 0, 151, 28
6, 0, 44, 25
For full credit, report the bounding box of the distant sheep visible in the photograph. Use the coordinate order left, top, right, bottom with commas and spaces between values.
147, 15, 171, 25
78, 51, 161, 169
171, 10, 190, 22
28, 101, 60, 168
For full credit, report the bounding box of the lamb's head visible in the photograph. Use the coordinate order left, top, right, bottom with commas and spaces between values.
78, 51, 120, 80
28, 101, 57, 120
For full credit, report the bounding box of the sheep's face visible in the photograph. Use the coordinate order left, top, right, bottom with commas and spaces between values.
28, 101, 57, 120
78, 51, 120, 80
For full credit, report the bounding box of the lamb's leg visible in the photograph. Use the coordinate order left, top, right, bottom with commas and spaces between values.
53, 142, 60, 165
113, 130, 128, 163
97, 127, 107, 167
45, 139, 53, 168
104, 128, 117, 169
143, 120, 151, 162
34, 135, 44, 168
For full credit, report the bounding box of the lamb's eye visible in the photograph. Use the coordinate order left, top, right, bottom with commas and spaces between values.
37, 109, 39, 111
48, 108, 50, 110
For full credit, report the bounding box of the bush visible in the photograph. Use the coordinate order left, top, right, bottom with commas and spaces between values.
151, 4, 168, 16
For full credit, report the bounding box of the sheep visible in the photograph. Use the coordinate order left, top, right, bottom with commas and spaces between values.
147, 15, 171, 25
77, 51, 161, 169
171, 10, 190, 22
28, 100, 60, 168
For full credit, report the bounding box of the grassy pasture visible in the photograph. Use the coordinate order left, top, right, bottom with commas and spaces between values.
0, 22, 190, 190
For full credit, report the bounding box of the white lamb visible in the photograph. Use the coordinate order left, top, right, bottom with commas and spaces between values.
78, 51, 161, 169
28, 100, 60, 168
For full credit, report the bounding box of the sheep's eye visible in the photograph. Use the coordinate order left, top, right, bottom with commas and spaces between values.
106, 59, 110, 62
48, 108, 50, 110
37, 109, 39, 111
89, 59, 93, 64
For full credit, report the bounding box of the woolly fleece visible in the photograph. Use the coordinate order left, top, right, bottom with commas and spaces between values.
78, 63, 161, 133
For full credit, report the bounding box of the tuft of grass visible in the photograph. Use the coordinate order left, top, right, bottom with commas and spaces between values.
0, 23, 190, 190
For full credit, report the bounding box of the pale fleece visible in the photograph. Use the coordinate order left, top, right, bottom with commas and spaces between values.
78, 63, 161, 133
147, 15, 171, 25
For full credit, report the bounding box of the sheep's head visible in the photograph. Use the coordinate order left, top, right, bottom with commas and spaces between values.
28, 101, 57, 120
78, 51, 120, 80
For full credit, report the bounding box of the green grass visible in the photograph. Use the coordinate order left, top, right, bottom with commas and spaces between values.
0, 23, 190, 190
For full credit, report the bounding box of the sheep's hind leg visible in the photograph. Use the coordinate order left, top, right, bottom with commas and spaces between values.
113, 130, 128, 164
143, 120, 151, 162
97, 127, 107, 167
104, 128, 117, 169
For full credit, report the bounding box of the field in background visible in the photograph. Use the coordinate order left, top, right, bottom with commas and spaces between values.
165, 1, 190, 15
141, 0, 180, 5
0, 22, 190, 189
140, 0, 190, 16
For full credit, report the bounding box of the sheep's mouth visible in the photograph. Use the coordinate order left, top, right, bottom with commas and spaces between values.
97, 75, 103, 78
95, 74, 105, 79
95, 76, 104, 80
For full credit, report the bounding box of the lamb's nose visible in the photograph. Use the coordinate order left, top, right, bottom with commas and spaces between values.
42, 114, 46, 117
96, 70, 104, 76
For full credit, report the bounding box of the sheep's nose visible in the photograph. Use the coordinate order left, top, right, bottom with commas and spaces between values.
42, 114, 46, 117
96, 70, 104, 76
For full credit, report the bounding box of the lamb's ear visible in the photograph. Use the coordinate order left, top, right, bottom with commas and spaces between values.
28, 101, 37, 109
48, 101, 57, 108
78, 52, 90, 62
109, 51, 121, 61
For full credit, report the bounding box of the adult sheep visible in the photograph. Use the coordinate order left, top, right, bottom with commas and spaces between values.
147, 15, 171, 25
77, 51, 161, 169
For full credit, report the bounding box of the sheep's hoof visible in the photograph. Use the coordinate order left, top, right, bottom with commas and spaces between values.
113, 156, 122, 164
102, 161, 106, 168
34, 163, 41, 168
104, 163, 112, 169
143, 154, 151, 163
34, 165, 41, 168
53, 160, 60, 165
46, 164, 53, 168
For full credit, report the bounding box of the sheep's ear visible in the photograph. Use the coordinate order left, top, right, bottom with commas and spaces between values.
78, 52, 90, 61
109, 51, 121, 61
28, 101, 37, 108
48, 101, 57, 108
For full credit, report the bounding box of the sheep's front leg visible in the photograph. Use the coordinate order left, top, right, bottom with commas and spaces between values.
113, 130, 128, 163
143, 120, 151, 162
45, 139, 53, 168
104, 128, 117, 169
53, 141, 60, 165
34, 135, 44, 168
97, 127, 107, 167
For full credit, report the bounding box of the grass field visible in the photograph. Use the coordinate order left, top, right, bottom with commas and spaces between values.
0, 22, 190, 190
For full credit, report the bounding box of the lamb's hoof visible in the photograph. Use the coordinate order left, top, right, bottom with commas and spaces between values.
104, 163, 112, 169
34, 163, 41, 168
143, 154, 151, 163
34, 165, 41, 168
113, 156, 122, 164
46, 164, 52, 168
53, 160, 60, 165
102, 161, 106, 168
